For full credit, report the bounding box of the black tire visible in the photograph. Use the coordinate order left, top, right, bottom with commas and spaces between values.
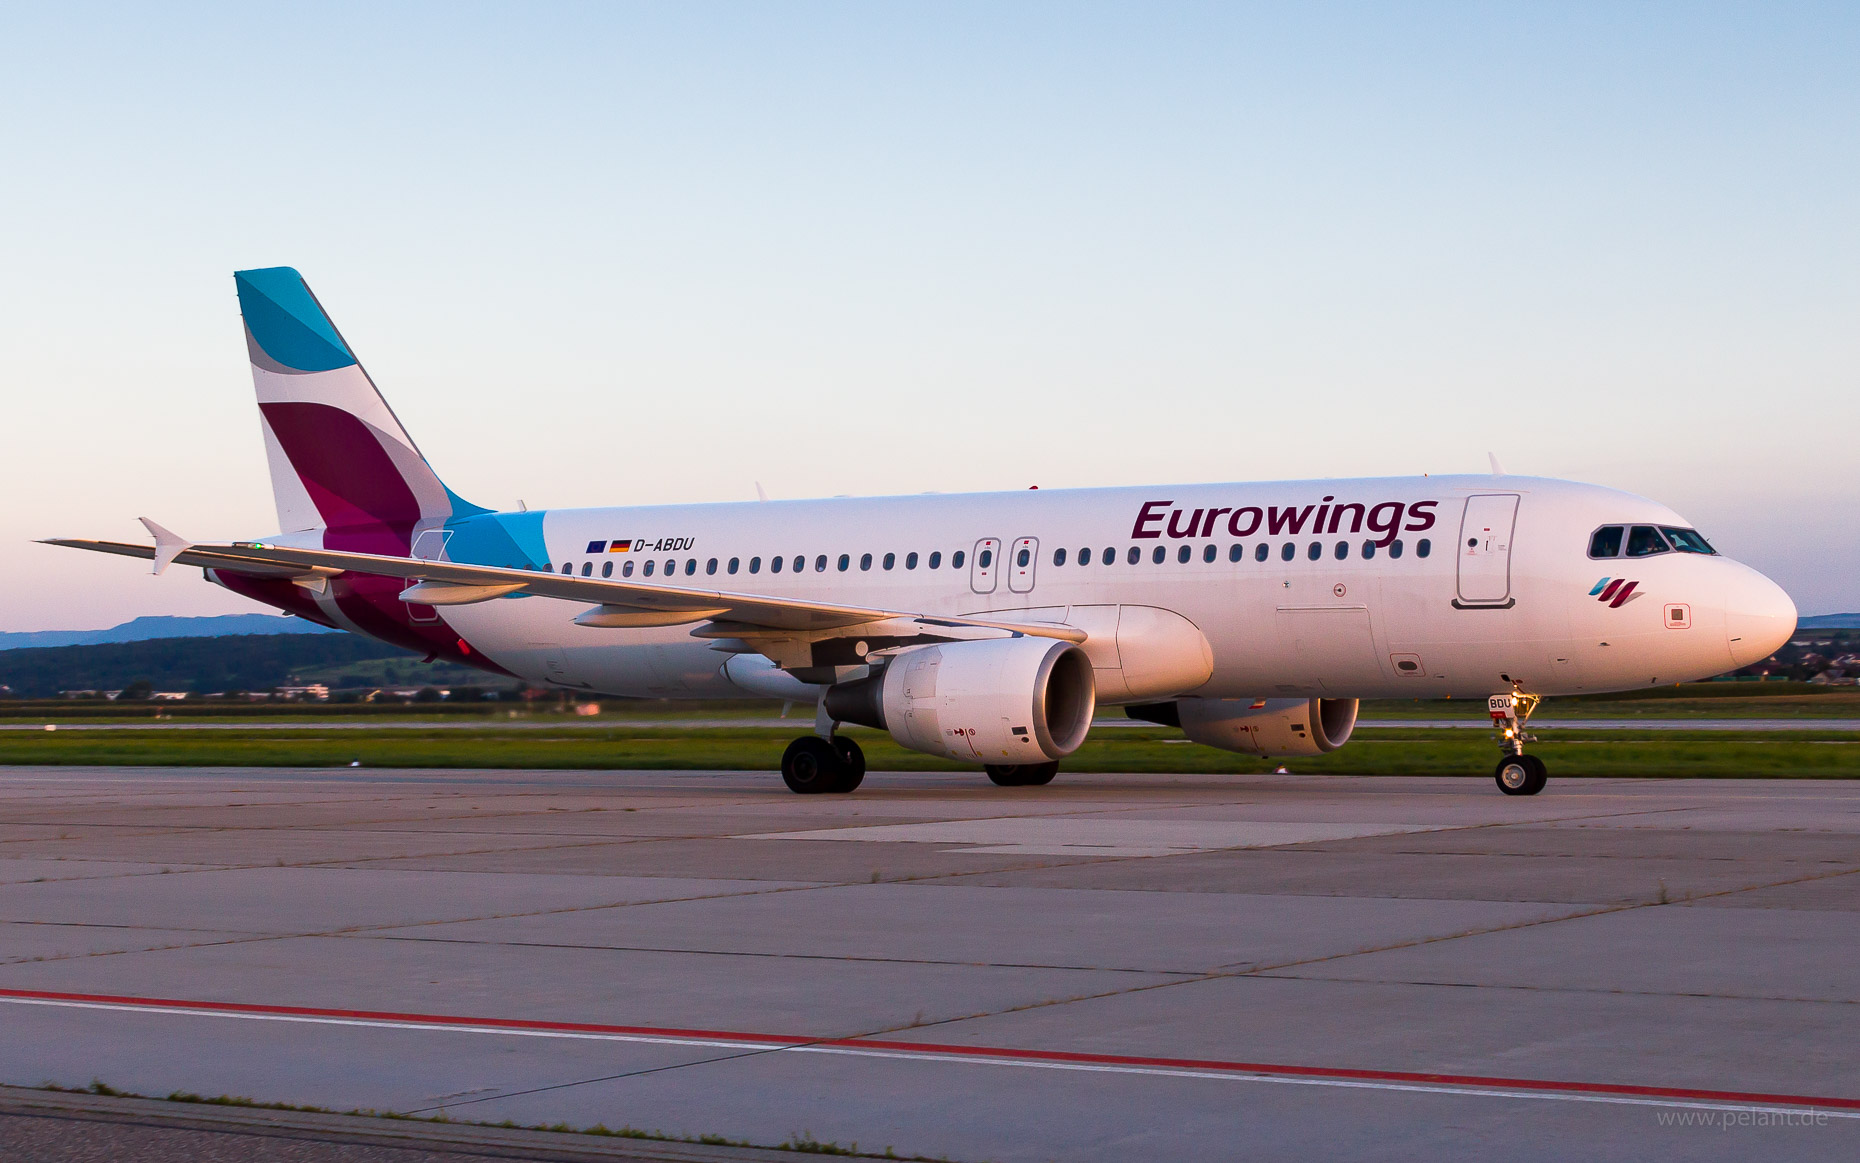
831, 737, 866, 793
1520, 754, 1548, 795
984, 762, 1058, 787
782, 737, 845, 794
1494, 755, 1534, 796
1017, 762, 1059, 786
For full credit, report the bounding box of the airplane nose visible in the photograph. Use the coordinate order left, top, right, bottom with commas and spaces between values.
1724, 568, 1797, 670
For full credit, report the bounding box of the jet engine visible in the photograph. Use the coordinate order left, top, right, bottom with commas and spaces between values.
825, 637, 1096, 763
1128, 697, 1358, 758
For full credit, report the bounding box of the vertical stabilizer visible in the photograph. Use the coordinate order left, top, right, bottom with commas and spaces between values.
236, 267, 482, 552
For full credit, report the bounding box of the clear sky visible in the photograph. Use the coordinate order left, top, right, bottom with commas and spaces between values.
2, 2, 1855, 629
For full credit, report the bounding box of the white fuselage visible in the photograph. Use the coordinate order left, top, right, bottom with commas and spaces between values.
430, 474, 1795, 703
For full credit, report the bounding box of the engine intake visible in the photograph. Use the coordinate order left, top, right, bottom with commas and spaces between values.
826, 637, 1096, 763
1128, 697, 1358, 758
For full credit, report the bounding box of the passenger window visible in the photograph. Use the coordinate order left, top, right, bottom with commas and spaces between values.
929, 551, 941, 569
706, 558, 718, 575
859, 553, 871, 571
1361, 541, 1376, 560
823, 555, 835, 572
953, 550, 966, 569
643, 560, 655, 577
1127, 546, 1140, 565
978, 549, 993, 568
728, 557, 739, 574
1626, 526, 1671, 557
906, 552, 918, 570
1662, 527, 1716, 555
1589, 526, 1625, 558
1103, 547, 1115, 565
1416, 539, 1431, 558
1389, 539, 1403, 559
792, 556, 804, 573
683, 559, 695, 575
749, 556, 761, 574
1281, 543, 1295, 562
601, 560, 613, 578
1307, 542, 1322, 561
560, 563, 572, 575
1255, 543, 1269, 562
1228, 544, 1243, 562
1334, 541, 1347, 560
1203, 544, 1216, 563
1054, 547, 1068, 566
1078, 547, 1090, 565
883, 552, 895, 570
581, 561, 592, 576
770, 556, 783, 573
623, 560, 635, 577
1173, 545, 1187, 563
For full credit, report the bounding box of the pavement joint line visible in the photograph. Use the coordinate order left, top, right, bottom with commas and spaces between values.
358, 932, 1199, 976
2, 988, 1856, 1118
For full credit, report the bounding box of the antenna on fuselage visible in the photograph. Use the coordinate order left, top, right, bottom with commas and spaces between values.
1488, 452, 1505, 476
755, 482, 770, 502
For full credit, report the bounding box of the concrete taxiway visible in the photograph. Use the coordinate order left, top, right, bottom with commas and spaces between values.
0, 766, 1857, 1161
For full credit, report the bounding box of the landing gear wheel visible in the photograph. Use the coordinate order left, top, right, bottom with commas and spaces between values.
831, 737, 866, 792
984, 762, 1059, 787
1494, 754, 1546, 796
782, 737, 846, 795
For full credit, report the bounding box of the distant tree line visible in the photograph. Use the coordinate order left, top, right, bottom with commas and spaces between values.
0, 633, 411, 698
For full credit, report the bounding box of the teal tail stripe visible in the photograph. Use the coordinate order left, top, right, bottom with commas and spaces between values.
236, 267, 356, 373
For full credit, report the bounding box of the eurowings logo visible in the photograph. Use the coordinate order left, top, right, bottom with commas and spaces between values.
1590, 578, 1642, 608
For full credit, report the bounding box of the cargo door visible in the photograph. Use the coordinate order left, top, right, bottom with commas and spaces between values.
1007, 537, 1039, 594
1455, 494, 1519, 608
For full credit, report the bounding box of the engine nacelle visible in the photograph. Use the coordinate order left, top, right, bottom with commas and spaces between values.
825, 637, 1096, 764
1130, 697, 1358, 758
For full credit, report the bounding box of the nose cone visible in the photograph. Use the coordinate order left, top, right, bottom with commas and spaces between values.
1724, 567, 1797, 669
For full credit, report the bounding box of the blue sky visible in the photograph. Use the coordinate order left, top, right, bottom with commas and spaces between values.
2, 2, 1855, 628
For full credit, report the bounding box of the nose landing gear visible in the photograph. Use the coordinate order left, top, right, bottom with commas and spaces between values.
1489, 689, 1546, 796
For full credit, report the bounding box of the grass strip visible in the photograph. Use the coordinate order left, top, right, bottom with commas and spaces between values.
1, 726, 1855, 778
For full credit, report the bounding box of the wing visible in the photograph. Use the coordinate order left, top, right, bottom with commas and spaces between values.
43, 537, 1086, 645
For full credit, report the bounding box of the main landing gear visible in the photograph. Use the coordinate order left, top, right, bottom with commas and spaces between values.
781, 735, 866, 794
984, 762, 1059, 787
1489, 688, 1547, 796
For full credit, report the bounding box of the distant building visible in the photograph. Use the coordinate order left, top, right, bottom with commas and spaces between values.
276, 684, 330, 701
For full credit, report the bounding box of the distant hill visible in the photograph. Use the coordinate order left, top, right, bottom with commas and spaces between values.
1798, 613, 1860, 629
0, 614, 338, 652
0, 633, 412, 698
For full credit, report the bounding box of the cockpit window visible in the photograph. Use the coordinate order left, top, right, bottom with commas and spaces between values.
1588, 526, 1624, 558
1661, 527, 1716, 555
1625, 525, 1672, 557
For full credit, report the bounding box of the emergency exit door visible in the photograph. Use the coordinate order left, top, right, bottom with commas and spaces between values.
1007, 537, 1039, 594
1455, 494, 1519, 607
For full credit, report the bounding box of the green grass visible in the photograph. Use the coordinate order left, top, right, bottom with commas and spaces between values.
2, 724, 1855, 778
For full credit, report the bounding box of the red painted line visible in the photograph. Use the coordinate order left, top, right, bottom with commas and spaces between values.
4, 986, 1856, 1112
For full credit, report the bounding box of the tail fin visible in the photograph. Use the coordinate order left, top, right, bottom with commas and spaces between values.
236, 267, 482, 550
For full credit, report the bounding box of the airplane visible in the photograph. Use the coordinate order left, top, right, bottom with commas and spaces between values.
48, 268, 1798, 796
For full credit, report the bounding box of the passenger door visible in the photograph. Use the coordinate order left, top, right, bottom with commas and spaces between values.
1455, 494, 1519, 607
971, 537, 1001, 595
1007, 537, 1038, 594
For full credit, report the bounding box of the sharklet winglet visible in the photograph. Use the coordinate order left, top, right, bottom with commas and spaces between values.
138, 518, 191, 576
